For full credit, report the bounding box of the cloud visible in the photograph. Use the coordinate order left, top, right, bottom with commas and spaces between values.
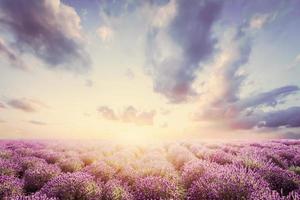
28, 120, 47, 126
197, 85, 299, 129
160, 108, 171, 115
151, 0, 177, 28
0, 102, 6, 109
229, 106, 300, 130
260, 107, 300, 128
96, 26, 114, 42
0, 38, 27, 70
146, 0, 223, 103
124, 68, 135, 80
287, 54, 300, 69
280, 131, 300, 139
7, 98, 47, 113
0, 0, 90, 71
98, 106, 156, 126
98, 106, 118, 121
249, 13, 276, 30
236, 85, 299, 110
85, 79, 93, 87
202, 26, 252, 108
0, 119, 5, 123
195, 13, 300, 130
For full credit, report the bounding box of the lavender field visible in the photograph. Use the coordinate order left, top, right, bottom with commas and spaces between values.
0, 140, 299, 200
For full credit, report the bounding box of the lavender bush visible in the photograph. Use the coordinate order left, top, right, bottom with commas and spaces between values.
40, 172, 102, 200
0, 139, 300, 199
0, 175, 24, 199
24, 163, 61, 192
102, 179, 133, 200
133, 176, 184, 200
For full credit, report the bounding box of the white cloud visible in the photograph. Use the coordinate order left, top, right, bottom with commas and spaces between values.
125, 68, 135, 80
0, 38, 28, 70
287, 54, 300, 69
96, 26, 114, 42
249, 13, 276, 30
151, 0, 177, 28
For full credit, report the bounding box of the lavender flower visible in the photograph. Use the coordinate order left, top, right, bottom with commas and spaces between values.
187, 165, 274, 200
12, 193, 58, 200
35, 150, 62, 164
133, 176, 184, 200
40, 172, 102, 200
82, 161, 115, 183
24, 163, 61, 192
18, 156, 48, 171
114, 165, 139, 186
0, 158, 22, 176
57, 157, 84, 172
102, 179, 134, 200
205, 149, 234, 165
182, 159, 220, 188
289, 165, 300, 176
0, 149, 13, 159
258, 165, 299, 196
166, 144, 197, 170
80, 151, 102, 165
292, 155, 300, 166
0, 175, 24, 199
0, 139, 299, 200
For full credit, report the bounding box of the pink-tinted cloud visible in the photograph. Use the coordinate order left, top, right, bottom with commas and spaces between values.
28, 120, 47, 126
98, 106, 118, 121
125, 68, 135, 80
98, 106, 156, 126
85, 79, 93, 87
7, 98, 47, 113
0, 102, 6, 109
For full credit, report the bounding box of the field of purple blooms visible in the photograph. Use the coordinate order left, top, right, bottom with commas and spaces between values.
0, 140, 300, 200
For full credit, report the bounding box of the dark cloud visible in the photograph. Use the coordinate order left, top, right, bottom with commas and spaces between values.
146, 0, 223, 103
98, 106, 156, 126
195, 15, 300, 130
280, 131, 300, 139
236, 86, 299, 110
7, 98, 47, 113
0, 0, 90, 71
200, 84, 300, 130
260, 107, 300, 128
229, 106, 300, 130
28, 120, 47, 126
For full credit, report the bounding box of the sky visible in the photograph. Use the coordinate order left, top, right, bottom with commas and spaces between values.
0, 0, 300, 142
